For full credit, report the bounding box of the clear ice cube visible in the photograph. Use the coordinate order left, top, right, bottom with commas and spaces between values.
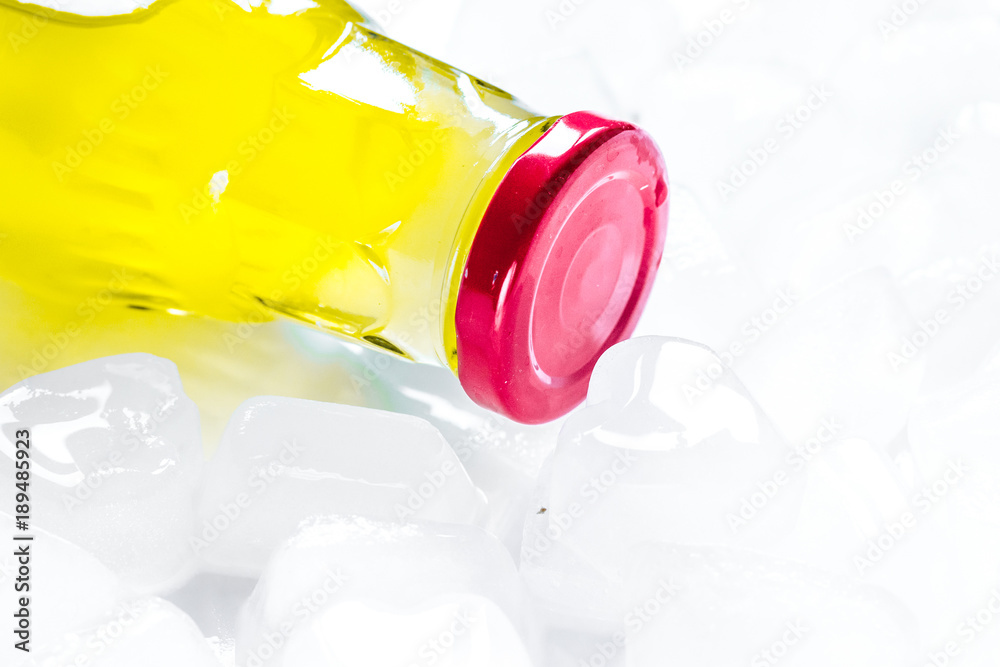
283, 325, 561, 559
0, 354, 202, 592
237, 516, 534, 667
194, 396, 485, 575
618, 543, 918, 666
733, 268, 923, 449
900, 366, 1000, 652
26, 597, 221, 667
521, 337, 800, 620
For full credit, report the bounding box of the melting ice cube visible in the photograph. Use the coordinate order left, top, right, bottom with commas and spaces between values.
899, 366, 1000, 653
283, 324, 561, 559
238, 516, 534, 667
25, 597, 221, 667
734, 268, 923, 449
521, 337, 800, 621
194, 396, 485, 575
618, 543, 918, 666
0, 354, 202, 592
520, 336, 923, 666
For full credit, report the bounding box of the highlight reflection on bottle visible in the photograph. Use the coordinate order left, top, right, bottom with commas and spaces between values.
0, 0, 668, 423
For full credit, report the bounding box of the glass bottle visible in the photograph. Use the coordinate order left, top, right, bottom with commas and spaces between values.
0, 0, 668, 422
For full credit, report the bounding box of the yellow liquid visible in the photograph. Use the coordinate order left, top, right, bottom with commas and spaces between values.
0, 0, 553, 367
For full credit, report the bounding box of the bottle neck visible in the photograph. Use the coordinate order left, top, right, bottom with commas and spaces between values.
437, 116, 557, 370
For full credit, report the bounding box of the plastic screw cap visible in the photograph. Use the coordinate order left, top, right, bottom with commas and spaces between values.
455, 111, 669, 424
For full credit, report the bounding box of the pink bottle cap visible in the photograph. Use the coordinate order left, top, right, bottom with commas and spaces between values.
455, 111, 669, 424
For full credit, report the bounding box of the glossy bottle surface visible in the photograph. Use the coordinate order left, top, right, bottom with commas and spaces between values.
0, 0, 551, 364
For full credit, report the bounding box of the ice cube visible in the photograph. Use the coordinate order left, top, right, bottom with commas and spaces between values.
26, 597, 221, 667
736, 371, 1000, 656
194, 396, 485, 575
779, 104, 1000, 339
518, 337, 924, 665
617, 543, 919, 666
862, 103, 1000, 394
521, 337, 801, 620
636, 63, 814, 219
237, 516, 535, 667
779, 436, 913, 575
829, 19, 1000, 161
901, 245, 1000, 394
284, 324, 561, 559
901, 367, 1000, 650
772, 433, 961, 649
733, 268, 923, 449
275, 595, 533, 667
0, 353, 202, 592
360, 361, 562, 560
0, 517, 125, 665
